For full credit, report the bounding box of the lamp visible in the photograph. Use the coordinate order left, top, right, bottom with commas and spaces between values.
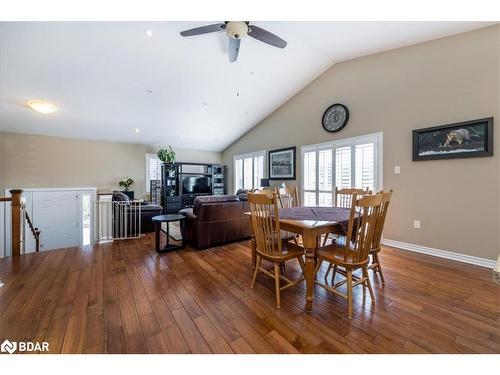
260, 178, 270, 188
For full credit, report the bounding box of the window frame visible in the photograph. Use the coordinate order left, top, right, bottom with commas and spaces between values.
233, 150, 266, 193
300, 132, 383, 206
145, 154, 162, 193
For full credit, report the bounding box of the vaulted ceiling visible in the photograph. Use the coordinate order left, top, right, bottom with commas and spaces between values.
0, 21, 493, 151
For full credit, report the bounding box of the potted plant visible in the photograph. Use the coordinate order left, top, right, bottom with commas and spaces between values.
157, 145, 176, 164
118, 177, 135, 199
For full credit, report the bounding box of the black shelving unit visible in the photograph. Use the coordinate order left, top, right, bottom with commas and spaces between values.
161, 163, 182, 213
160, 162, 226, 214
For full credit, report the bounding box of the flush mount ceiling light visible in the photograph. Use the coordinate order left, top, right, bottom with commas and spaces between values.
27, 100, 58, 114
133, 128, 140, 133
145, 29, 153, 37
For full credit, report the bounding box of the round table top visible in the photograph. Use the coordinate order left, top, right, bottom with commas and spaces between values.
152, 214, 186, 222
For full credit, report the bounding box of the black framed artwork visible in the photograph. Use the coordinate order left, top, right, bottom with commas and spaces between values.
412, 117, 493, 161
268, 146, 296, 180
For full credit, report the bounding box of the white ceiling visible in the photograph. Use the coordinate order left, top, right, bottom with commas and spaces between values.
0, 21, 494, 152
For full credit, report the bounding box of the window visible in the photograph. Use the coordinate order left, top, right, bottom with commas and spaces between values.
233, 151, 265, 192
146, 154, 162, 192
301, 132, 382, 206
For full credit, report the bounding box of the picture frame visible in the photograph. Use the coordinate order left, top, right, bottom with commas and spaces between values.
412, 117, 493, 161
268, 146, 296, 180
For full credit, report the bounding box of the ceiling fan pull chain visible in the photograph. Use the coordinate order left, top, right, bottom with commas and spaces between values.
236, 59, 240, 97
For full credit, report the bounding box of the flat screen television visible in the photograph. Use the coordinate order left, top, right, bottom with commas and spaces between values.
182, 176, 212, 195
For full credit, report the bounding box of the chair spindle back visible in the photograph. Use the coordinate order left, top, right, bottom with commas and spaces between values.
275, 186, 299, 208
248, 192, 283, 257
335, 187, 370, 208
345, 194, 383, 264
371, 190, 393, 251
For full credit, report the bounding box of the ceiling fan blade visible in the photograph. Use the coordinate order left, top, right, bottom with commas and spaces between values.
180, 23, 225, 36
248, 25, 287, 48
228, 38, 241, 63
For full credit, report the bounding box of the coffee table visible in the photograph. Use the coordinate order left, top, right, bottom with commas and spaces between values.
152, 214, 186, 253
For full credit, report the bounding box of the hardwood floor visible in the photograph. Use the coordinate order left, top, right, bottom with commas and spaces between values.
0, 234, 499, 354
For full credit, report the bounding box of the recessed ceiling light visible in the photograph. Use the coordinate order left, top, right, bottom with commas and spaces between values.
134, 128, 140, 133
180, 135, 184, 139
145, 29, 153, 37
27, 100, 58, 114
145, 89, 153, 94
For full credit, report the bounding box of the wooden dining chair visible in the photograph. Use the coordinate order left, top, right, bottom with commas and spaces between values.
275, 186, 300, 208
248, 192, 306, 308
335, 187, 370, 208
367, 190, 393, 283
314, 193, 383, 319
322, 187, 370, 247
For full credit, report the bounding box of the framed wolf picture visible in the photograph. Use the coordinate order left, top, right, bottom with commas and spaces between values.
412, 117, 493, 161
268, 146, 296, 180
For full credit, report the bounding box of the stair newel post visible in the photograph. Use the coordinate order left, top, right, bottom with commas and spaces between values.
9, 189, 23, 257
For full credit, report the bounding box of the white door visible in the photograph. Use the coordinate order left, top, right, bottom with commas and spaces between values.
34, 191, 78, 251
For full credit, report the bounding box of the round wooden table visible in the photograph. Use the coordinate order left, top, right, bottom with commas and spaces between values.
152, 214, 186, 253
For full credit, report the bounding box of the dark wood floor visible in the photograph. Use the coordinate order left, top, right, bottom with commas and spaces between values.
0, 234, 499, 354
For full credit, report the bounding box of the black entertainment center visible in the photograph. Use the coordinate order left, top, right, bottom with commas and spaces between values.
158, 162, 226, 214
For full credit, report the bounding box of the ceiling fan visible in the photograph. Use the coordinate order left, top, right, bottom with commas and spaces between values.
180, 21, 287, 62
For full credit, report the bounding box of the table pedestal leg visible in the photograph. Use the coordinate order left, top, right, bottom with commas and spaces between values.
302, 232, 317, 313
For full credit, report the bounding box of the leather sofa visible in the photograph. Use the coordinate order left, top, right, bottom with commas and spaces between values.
179, 194, 251, 249
112, 191, 163, 234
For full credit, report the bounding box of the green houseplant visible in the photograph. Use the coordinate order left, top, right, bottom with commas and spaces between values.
157, 145, 176, 164
118, 177, 135, 192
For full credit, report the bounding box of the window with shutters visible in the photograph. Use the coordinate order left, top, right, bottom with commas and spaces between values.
233, 151, 266, 193
145, 154, 162, 193
300, 132, 382, 206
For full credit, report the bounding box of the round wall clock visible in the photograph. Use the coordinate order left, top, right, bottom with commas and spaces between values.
322, 103, 349, 133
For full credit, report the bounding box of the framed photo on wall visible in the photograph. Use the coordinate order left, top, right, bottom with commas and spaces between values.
268, 146, 296, 180
412, 117, 493, 161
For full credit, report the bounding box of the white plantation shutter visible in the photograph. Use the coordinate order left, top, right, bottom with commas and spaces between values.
318, 149, 333, 206
253, 154, 264, 189
243, 157, 253, 190
234, 151, 265, 192
355, 143, 375, 191
235, 158, 243, 191
146, 154, 162, 192
303, 151, 317, 206
301, 133, 382, 206
335, 146, 352, 189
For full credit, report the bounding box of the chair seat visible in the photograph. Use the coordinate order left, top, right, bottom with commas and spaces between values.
317, 243, 368, 268
257, 239, 304, 261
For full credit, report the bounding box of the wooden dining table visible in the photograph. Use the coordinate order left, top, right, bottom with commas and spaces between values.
248, 206, 353, 313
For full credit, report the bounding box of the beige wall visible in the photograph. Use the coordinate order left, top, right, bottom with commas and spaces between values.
222, 25, 500, 260
0, 132, 221, 199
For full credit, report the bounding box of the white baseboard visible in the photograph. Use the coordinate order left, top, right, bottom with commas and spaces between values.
382, 239, 496, 269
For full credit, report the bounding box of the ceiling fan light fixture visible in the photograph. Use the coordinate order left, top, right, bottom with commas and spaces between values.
225, 21, 248, 39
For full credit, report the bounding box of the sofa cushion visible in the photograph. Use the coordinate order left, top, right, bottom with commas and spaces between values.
193, 195, 240, 215
140, 204, 163, 212
179, 207, 197, 219
112, 191, 131, 204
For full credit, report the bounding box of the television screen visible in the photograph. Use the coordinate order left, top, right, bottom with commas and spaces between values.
182, 176, 212, 195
